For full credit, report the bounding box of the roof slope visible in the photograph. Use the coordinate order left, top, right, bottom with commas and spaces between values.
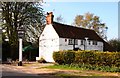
53, 22, 104, 41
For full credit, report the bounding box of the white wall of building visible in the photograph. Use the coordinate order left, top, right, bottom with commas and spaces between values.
86, 41, 103, 51
59, 38, 103, 51
39, 24, 59, 62
59, 38, 73, 50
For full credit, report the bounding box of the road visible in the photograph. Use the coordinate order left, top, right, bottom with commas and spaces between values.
1, 63, 119, 78
1, 64, 58, 78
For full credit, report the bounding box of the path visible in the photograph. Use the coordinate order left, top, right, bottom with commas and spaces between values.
1, 62, 120, 78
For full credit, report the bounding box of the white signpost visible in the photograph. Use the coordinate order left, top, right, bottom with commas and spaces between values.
18, 26, 24, 66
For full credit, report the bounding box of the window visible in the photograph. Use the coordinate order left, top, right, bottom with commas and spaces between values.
93, 41, 97, 45
68, 39, 78, 45
68, 39, 73, 45
81, 40, 84, 45
88, 40, 91, 45
75, 39, 78, 45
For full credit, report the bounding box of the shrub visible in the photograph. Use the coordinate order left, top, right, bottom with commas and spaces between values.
62, 51, 75, 64
74, 51, 95, 65
53, 50, 120, 67
53, 51, 75, 64
53, 51, 64, 64
38, 58, 46, 63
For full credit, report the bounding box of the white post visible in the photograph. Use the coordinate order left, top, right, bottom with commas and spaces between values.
39, 39, 42, 59
85, 37, 88, 50
18, 38, 22, 66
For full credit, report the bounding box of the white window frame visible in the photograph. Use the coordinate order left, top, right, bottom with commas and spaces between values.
88, 40, 91, 45
68, 39, 73, 45
93, 41, 97, 45
68, 39, 78, 45
81, 40, 84, 45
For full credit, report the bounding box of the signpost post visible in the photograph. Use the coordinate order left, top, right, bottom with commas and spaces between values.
17, 26, 24, 66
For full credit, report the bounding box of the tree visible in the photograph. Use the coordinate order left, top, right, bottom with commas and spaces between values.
73, 12, 108, 40
1, 2, 45, 59
56, 15, 65, 23
108, 38, 120, 51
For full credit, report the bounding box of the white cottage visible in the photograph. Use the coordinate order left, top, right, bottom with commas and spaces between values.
39, 12, 105, 62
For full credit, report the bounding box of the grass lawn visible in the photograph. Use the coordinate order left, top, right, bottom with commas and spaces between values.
41, 64, 120, 77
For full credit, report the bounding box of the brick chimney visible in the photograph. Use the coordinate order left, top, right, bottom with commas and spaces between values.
46, 12, 54, 25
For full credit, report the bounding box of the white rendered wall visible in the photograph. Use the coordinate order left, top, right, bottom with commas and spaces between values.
59, 38, 73, 50
39, 24, 59, 62
86, 41, 103, 51
59, 38, 103, 51
59, 38, 85, 50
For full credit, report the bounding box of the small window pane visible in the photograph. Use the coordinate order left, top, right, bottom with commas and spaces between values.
81, 40, 84, 45
75, 39, 78, 45
68, 39, 78, 45
89, 41, 91, 45
93, 41, 97, 45
68, 39, 73, 45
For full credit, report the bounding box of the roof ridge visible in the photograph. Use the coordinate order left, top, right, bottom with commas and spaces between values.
53, 21, 94, 31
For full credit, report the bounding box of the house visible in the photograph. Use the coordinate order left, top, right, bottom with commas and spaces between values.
39, 12, 112, 62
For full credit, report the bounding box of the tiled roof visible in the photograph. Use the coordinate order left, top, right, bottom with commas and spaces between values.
53, 22, 104, 41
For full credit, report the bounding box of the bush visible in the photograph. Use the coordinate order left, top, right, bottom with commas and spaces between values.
53, 50, 120, 67
53, 51, 75, 64
63, 51, 75, 64
38, 58, 47, 63
53, 51, 64, 64
74, 51, 95, 65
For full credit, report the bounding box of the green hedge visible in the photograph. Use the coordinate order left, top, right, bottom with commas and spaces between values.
53, 50, 75, 64
53, 50, 120, 67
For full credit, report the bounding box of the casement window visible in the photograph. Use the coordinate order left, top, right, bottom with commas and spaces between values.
68, 39, 78, 45
88, 40, 91, 45
93, 41, 97, 45
68, 39, 73, 45
75, 39, 78, 45
81, 40, 84, 45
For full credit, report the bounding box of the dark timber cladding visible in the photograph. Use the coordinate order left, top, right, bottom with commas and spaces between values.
52, 22, 104, 41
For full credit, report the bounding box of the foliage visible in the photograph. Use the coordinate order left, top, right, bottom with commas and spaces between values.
37, 57, 46, 63
53, 51, 76, 64
73, 12, 108, 40
1, 2, 45, 46
1, 2, 45, 58
53, 50, 120, 68
53, 51, 64, 64
70, 63, 120, 72
45, 64, 120, 72
108, 38, 120, 51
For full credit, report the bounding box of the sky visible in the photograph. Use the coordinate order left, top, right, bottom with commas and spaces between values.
42, 2, 118, 40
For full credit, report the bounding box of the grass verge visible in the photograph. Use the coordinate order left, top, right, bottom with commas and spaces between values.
42, 64, 120, 72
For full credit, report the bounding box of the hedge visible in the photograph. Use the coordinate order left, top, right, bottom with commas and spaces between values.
53, 50, 120, 67
53, 50, 75, 64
